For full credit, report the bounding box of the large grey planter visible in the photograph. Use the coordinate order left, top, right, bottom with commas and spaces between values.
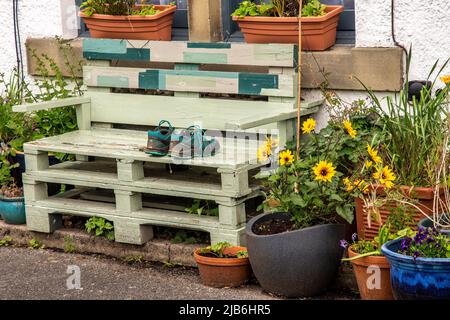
246, 212, 345, 297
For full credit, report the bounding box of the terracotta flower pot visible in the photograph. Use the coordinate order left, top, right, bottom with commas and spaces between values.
193, 246, 251, 288
348, 247, 394, 300
232, 5, 343, 51
79, 5, 176, 40
356, 185, 442, 240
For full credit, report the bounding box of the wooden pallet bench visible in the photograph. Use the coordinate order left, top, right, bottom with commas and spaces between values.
14, 39, 322, 246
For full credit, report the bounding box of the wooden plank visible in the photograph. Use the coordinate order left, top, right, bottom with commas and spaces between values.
82, 39, 296, 67
13, 96, 91, 113
83, 66, 294, 97
22, 160, 261, 201
83, 91, 302, 130
23, 128, 262, 169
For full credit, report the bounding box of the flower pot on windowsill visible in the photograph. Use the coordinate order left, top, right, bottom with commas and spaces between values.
348, 246, 394, 300
356, 185, 443, 240
79, 5, 177, 40
193, 246, 251, 288
232, 5, 344, 50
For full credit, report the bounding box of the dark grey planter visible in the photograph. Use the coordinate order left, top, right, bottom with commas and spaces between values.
246, 212, 345, 298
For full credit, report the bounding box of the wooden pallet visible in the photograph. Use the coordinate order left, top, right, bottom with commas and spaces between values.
14, 39, 322, 246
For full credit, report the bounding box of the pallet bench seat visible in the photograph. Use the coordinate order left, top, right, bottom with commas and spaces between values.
14, 39, 322, 246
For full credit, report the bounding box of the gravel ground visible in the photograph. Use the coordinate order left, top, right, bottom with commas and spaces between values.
0, 247, 357, 300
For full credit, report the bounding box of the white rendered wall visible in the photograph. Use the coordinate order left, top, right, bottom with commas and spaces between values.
0, 0, 78, 77
355, 0, 450, 80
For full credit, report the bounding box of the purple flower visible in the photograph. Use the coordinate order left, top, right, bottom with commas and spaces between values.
351, 233, 358, 242
339, 240, 349, 249
3, 98, 10, 104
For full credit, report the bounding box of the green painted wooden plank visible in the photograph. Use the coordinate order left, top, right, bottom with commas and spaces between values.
187, 42, 231, 49
97, 75, 129, 88
174, 64, 200, 71
238, 73, 278, 95
84, 48, 150, 61
83, 38, 126, 54
139, 70, 160, 89
183, 52, 228, 64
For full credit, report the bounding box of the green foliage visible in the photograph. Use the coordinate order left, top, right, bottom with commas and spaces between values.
170, 230, 200, 244
232, 0, 324, 18
0, 144, 19, 188
301, 0, 326, 17
85, 217, 115, 241
359, 49, 450, 187
0, 235, 13, 247
81, 0, 168, 16
400, 227, 450, 259
63, 236, 76, 253
198, 242, 247, 259
185, 200, 219, 217
123, 255, 144, 264
29, 238, 45, 249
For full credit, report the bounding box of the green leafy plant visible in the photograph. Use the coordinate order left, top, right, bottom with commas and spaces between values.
232, 0, 324, 18
301, 0, 326, 17
170, 230, 200, 244
231, 1, 274, 17
0, 235, 13, 247
80, 0, 170, 16
85, 217, 115, 241
29, 238, 45, 249
359, 49, 450, 188
185, 200, 219, 217
197, 242, 247, 259
63, 236, 76, 253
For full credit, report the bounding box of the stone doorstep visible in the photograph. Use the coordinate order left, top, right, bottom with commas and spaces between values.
0, 220, 200, 267
0, 220, 358, 294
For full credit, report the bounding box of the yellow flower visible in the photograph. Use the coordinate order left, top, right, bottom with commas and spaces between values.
343, 120, 357, 138
313, 160, 336, 183
257, 145, 270, 162
440, 75, 450, 84
367, 145, 382, 164
365, 160, 373, 169
343, 177, 354, 191
354, 179, 369, 193
279, 149, 294, 166
373, 165, 396, 189
265, 136, 278, 151
302, 118, 316, 134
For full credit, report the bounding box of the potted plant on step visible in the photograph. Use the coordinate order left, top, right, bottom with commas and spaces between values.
382, 226, 450, 299
0, 143, 25, 225
79, 0, 177, 40
232, 0, 343, 50
194, 242, 251, 288
247, 114, 380, 298
355, 52, 450, 239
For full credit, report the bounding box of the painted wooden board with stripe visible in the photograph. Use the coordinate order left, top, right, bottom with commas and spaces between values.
83, 66, 295, 97
83, 38, 298, 67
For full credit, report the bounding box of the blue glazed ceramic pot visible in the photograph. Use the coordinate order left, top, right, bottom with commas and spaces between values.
0, 196, 26, 225
382, 238, 450, 300
418, 217, 450, 236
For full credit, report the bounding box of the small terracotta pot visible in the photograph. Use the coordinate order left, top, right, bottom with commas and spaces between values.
80, 5, 176, 40
356, 185, 443, 240
194, 246, 251, 288
232, 5, 343, 51
348, 247, 394, 300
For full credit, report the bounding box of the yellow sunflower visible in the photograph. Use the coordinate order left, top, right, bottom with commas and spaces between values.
313, 160, 336, 183
343, 120, 357, 138
373, 165, 396, 189
265, 136, 278, 150
440, 75, 450, 84
343, 177, 354, 191
279, 149, 294, 166
354, 179, 369, 193
367, 145, 382, 164
365, 160, 373, 169
257, 145, 270, 162
302, 118, 316, 134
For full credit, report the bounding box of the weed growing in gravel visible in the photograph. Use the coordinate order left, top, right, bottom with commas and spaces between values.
29, 238, 45, 249
63, 236, 76, 253
0, 235, 13, 247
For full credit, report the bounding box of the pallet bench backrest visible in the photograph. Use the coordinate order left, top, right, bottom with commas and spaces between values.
81, 38, 298, 131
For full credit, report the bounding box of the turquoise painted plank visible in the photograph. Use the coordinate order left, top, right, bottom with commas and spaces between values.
97, 76, 129, 88
174, 63, 200, 71
187, 43, 231, 49
84, 48, 150, 61
163, 70, 237, 79
83, 38, 127, 54
183, 52, 227, 64
139, 70, 160, 90
238, 73, 279, 95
